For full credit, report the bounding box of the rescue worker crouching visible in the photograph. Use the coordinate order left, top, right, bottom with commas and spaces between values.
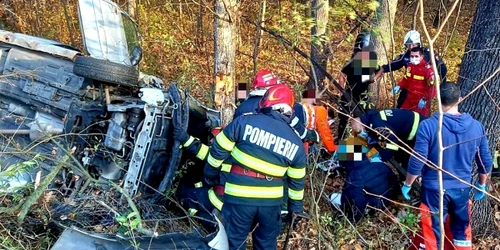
330, 137, 398, 223
392, 47, 436, 117
173, 121, 226, 229
204, 84, 307, 250
349, 109, 426, 172
293, 89, 338, 155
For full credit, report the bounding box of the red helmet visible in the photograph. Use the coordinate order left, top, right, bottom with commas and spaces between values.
252, 69, 280, 88
259, 85, 295, 115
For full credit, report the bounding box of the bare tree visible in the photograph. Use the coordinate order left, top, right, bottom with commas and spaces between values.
214, 0, 240, 125
456, 0, 500, 237
370, 0, 397, 108
308, 0, 329, 90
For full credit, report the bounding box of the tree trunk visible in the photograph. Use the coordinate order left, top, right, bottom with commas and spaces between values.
308, 0, 329, 90
370, 0, 397, 108
127, 0, 137, 19
252, 0, 266, 76
457, 0, 500, 237
214, 0, 239, 126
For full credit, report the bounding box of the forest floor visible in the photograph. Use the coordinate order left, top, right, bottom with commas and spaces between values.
0, 0, 499, 249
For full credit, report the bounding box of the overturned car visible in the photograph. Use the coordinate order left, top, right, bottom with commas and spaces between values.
0, 0, 227, 249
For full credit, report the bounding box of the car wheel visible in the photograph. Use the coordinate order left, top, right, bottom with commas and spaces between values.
73, 56, 139, 87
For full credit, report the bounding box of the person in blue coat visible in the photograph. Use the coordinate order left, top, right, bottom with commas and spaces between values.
350, 108, 426, 171
402, 83, 493, 250
332, 137, 399, 223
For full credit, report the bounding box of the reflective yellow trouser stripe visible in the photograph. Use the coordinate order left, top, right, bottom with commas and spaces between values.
208, 188, 223, 211
289, 188, 304, 200
287, 167, 306, 179
196, 144, 209, 160
231, 147, 287, 177
379, 110, 387, 121
216, 132, 235, 151
408, 112, 420, 141
225, 183, 283, 199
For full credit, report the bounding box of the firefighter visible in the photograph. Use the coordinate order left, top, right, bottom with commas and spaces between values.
174, 124, 226, 229
349, 109, 426, 171
292, 92, 338, 155
234, 69, 315, 144
203, 84, 307, 250
234, 69, 281, 118
331, 136, 398, 223
402, 83, 493, 250
374, 30, 447, 108
337, 34, 379, 141
392, 47, 436, 117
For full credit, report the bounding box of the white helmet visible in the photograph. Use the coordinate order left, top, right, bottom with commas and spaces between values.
403, 30, 421, 46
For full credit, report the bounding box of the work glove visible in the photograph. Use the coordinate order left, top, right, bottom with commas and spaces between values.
401, 183, 411, 200
473, 181, 487, 200
204, 176, 219, 187
304, 129, 320, 144
391, 86, 401, 95
174, 129, 190, 145
370, 155, 383, 163
418, 98, 426, 109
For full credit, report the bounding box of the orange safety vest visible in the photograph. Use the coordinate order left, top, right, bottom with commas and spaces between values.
301, 103, 338, 153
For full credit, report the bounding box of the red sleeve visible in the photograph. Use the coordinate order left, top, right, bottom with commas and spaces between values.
427, 67, 437, 99
314, 106, 338, 153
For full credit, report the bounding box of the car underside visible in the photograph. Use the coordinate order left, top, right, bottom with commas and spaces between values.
0, 0, 228, 249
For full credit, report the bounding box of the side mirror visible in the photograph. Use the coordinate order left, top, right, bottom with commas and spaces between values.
130, 45, 143, 66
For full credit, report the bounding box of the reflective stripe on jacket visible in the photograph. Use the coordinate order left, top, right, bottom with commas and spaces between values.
203, 109, 307, 212
360, 109, 426, 161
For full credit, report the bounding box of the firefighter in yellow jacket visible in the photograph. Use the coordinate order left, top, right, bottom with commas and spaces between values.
204, 84, 307, 250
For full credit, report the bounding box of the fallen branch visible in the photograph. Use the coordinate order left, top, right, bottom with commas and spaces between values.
17, 155, 69, 224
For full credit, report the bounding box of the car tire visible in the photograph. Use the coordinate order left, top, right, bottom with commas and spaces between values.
73, 56, 139, 86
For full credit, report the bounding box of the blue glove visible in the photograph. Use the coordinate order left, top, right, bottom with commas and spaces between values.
401, 183, 411, 200
418, 98, 426, 109
370, 156, 383, 163
474, 182, 487, 200
391, 86, 400, 95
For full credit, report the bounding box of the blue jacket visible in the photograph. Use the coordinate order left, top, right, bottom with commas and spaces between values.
204, 109, 307, 212
381, 48, 448, 82
341, 161, 398, 223
234, 95, 261, 119
337, 138, 398, 223
360, 109, 426, 162
407, 113, 493, 190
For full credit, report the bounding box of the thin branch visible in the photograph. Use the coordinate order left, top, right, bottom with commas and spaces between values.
458, 66, 500, 104
430, 0, 461, 43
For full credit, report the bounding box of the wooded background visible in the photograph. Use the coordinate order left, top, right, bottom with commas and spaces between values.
0, 0, 499, 249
